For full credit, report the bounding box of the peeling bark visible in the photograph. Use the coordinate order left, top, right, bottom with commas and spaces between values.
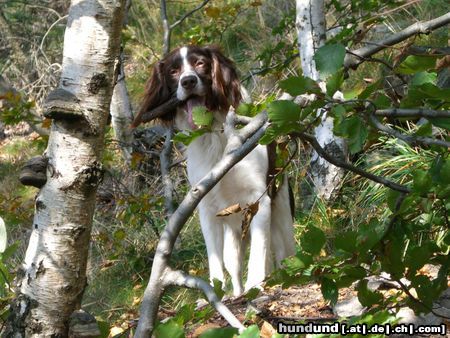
296, 0, 346, 205
5, 1, 126, 336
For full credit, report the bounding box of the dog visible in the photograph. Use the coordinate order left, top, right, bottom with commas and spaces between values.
138, 45, 296, 295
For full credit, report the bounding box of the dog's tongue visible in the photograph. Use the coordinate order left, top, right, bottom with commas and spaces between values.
186, 96, 205, 128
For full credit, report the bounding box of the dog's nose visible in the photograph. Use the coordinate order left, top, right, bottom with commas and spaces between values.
180, 75, 198, 90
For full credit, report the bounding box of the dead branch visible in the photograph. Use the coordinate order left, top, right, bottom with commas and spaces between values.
134, 111, 269, 337
345, 12, 450, 69
160, 126, 175, 217
368, 114, 450, 149
296, 132, 411, 194
131, 96, 180, 128
165, 268, 246, 331
375, 108, 450, 119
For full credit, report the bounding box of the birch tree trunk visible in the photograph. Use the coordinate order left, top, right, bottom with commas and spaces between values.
5, 0, 125, 336
296, 0, 346, 204
110, 56, 134, 164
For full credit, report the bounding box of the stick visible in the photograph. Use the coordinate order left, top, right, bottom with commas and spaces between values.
131, 96, 180, 128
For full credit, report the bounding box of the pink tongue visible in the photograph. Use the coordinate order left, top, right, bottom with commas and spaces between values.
186, 97, 205, 128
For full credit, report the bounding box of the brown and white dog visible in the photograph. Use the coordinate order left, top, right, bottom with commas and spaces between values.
138, 45, 295, 295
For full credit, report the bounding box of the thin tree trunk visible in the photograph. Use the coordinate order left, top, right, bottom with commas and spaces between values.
5, 0, 125, 336
296, 0, 346, 206
110, 54, 134, 164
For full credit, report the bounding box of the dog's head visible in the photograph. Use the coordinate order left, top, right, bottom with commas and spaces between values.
136, 45, 242, 129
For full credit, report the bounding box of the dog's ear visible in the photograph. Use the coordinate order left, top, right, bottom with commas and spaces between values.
206, 46, 242, 112
132, 61, 173, 127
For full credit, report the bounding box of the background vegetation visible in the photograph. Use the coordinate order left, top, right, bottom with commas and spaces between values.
0, 0, 449, 336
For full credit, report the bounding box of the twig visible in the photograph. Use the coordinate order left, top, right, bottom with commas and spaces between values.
165, 268, 245, 331
375, 108, 450, 119
170, 0, 211, 29
296, 132, 411, 194
344, 12, 450, 69
131, 96, 180, 128
368, 114, 450, 149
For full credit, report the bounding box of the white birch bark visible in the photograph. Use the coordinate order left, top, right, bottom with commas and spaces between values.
296, 0, 346, 202
5, 0, 126, 336
110, 57, 134, 164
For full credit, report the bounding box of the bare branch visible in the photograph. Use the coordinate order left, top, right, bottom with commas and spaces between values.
131, 96, 180, 128
375, 108, 450, 119
368, 114, 450, 149
345, 12, 450, 69
296, 132, 411, 194
160, 126, 175, 217
170, 0, 211, 29
165, 268, 245, 332
160, 0, 171, 55
135, 112, 268, 337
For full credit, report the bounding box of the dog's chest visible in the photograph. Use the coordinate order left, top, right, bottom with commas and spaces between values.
186, 132, 226, 185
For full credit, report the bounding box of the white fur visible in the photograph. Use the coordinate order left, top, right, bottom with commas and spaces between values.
175, 112, 296, 295
173, 46, 296, 295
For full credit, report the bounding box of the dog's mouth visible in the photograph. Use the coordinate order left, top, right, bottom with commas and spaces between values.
183, 95, 206, 129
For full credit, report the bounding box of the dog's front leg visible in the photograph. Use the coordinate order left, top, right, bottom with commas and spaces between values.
245, 194, 272, 291
223, 220, 244, 296
198, 203, 225, 285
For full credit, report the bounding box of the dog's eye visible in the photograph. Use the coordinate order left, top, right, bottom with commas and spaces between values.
169, 68, 179, 76
195, 60, 205, 67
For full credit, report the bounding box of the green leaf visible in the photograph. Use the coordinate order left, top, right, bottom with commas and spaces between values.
416, 121, 432, 136
405, 244, 433, 272
357, 219, 386, 251
410, 71, 436, 86
429, 117, 450, 131
244, 288, 261, 301
154, 319, 185, 338
314, 44, 346, 79
200, 328, 238, 338
192, 106, 213, 127
301, 225, 326, 255
397, 55, 437, 75
0, 217, 6, 253
356, 279, 383, 307
238, 324, 260, 338
113, 229, 126, 241
412, 170, 432, 194
279, 76, 320, 96
282, 252, 313, 275
212, 278, 225, 300
173, 128, 209, 145
267, 100, 302, 125
326, 70, 344, 96
335, 231, 357, 253
334, 115, 367, 154
321, 277, 338, 305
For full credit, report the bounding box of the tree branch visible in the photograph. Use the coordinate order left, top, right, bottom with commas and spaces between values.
375, 108, 450, 119
296, 132, 411, 194
160, 126, 175, 217
344, 12, 450, 69
368, 114, 450, 148
134, 111, 268, 337
170, 0, 211, 29
160, 0, 171, 56
164, 268, 245, 332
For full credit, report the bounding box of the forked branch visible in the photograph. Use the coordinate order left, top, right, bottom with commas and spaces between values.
134, 110, 268, 337
344, 12, 450, 69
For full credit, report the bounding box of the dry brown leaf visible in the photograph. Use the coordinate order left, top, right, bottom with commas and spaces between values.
216, 203, 242, 217
260, 320, 277, 338
241, 202, 260, 240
